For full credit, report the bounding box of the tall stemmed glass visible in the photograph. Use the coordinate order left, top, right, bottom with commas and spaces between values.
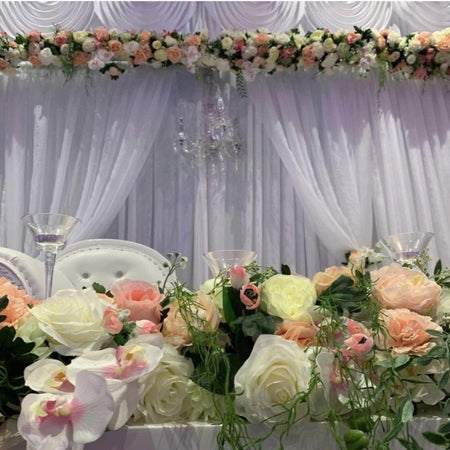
22, 213, 81, 299
203, 249, 257, 276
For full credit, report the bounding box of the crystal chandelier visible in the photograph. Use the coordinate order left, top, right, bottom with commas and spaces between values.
173, 71, 241, 163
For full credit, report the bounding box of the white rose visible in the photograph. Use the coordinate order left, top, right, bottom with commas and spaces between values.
312, 42, 325, 59
387, 31, 401, 46
260, 274, 317, 321
321, 52, 339, 69
242, 45, 257, 59
136, 344, 194, 423
199, 278, 224, 318
120, 32, 132, 43
186, 379, 224, 421
275, 33, 290, 45
164, 35, 178, 47
123, 40, 139, 56
266, 46, 279, 64
60, 43, 70, 55
293, 34, 306, 48
215, 58, 230, 72
323, 37, 337, 53
16, 315, 51, 358
221, 36, 233, 50
38, 47, 54, 65
30, 289, 112, 356
152, 40, 162, 50
154, 49, 168, 62
81, 37, 96, 53
234, 335, 312, 424
406, 54, 417, 65
408, 38, 421, 53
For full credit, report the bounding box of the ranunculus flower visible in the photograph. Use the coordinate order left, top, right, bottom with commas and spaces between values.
135, 344, 194, 423
239, 283, 260, 310
371, 263, 441, 314
313, 266, 353, 296
229, 265, 249, 289
378, 308, 442, 356
162, 293, 220, 348
275, 320, 318, 348
30, 289, 113, 356
111, 279, 164, 323
0, 278, 37, 327
234, 334, 312, 424
18, 371, 115, 450
260, 274, 317, 321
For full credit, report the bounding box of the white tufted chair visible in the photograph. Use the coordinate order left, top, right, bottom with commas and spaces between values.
56, 239, 176, 291
0, 247, 74, 299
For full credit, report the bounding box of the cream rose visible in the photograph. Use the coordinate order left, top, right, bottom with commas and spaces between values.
234, 334, 312, 424
260, 274, 316, 321
154, 49, 168, 62
135, 344, 194, 423
313, 265, 353, 295
30, 289, 113, 356
72, 31, 89, 44
221, 36, 233, 50
371, 263, 441, 314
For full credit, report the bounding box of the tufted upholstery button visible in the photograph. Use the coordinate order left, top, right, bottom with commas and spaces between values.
82, 273, 90, 279
115, 271, 123, 278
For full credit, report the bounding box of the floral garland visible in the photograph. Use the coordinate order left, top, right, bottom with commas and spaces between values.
0, 26, 449, 82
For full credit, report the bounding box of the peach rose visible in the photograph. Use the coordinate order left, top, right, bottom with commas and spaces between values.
162, 293, 220, 348
436, 35, 450, 53
167, 46, 182, 64
94, 27, 110, 42
275, 320, 318, 348
55, 30, 70, 47
111, 279, 163, 323
108, 39, 123, 54
371, 263, 441, 314
134, 48, 151, 65
253, 33, 271, 45
313, 266, 353, 296
139, 31, 152, 42
28, 55, 42, 67
28, 30, 41, 42
417, 32, 431, 48
0, 278, 38, 327
301, 44, 317, 67
187, 34, 201, 47
378, 308, 442, 355
72, 50, 89, 67
0, 58, 7, 70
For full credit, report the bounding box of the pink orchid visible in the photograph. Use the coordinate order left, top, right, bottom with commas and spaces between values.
230, 265, 250, 289
240, 283, 260, 310
18, 371, 115, 450
25, 359, 74, 394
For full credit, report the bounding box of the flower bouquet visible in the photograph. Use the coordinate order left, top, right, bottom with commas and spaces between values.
1, 249, 450, 450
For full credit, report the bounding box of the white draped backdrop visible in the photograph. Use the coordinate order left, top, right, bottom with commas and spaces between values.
0, 1, 449, 288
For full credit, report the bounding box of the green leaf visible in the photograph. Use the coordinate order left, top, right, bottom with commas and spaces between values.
401, 399, 414, 423
0, 315, 6, 323
434, 259, 443, 276
281, 264, 291, 275
439, 371, 450, 390
438, 421, 450, 434
92, 282, 106, 294
425, 346, 447, 359
0, 295, 8, 312
443, 398, 450, 416
426, 329, 445, 338
394, 355, 412, 370
222, 287, 240, 330
422, 431, 446, 445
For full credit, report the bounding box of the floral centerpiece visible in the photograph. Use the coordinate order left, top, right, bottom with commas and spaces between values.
1, 249, 450, 449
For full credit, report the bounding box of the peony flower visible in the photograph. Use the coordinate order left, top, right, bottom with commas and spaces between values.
0, 278, 37, 327
275, 320, 318, 348
18, 371, 115, 450
135, 344, 194, 423
378, 308, 442, 356
313, 266, 353, 296
240, 283, 260, 310
163, 293, 220, 347
234, 334, 312, 424
30, 289, 113, 356
260, 274, 316, 321
371, 263, 441, 314
111, 279, 163, 323
229, 265, 250, 289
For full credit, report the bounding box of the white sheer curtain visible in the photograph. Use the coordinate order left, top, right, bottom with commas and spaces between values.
0, 68, 176, 255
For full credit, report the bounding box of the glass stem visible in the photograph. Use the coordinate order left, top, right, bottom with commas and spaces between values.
44, 251, 56, 299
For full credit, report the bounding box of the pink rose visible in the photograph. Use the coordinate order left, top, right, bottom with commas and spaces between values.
378, 308, 442, 356
94, 27, 110, 42
135, 320, 160, 335
0, 278, 39, 327
103, 307, 123, 334
28, 30, 41, 42
133, 49, 150, 65
414, 65, 428, 80
371, 263, 441, 314
111, 279, 163, 324
108, 39, 123, 54
229, 265, 250, 289
28, 55, 42, 67
72, 50, 89, 67
187, 34, 201, 47
28, 42, 40, 56
166, 46, 182, 64
301, 44, 317, 67
55, 30, 69, 47
240, 283, 260, 310
345, 30, 361, 45
162, 293, 220, 348
0, 59, 7, 70
139, 31, 152, 43
275, 320, 318, 348
312, 266, 353, 295
108, 66, 120, 77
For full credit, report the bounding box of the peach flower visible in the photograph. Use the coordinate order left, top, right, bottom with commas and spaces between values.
108, 39, 123, 54
28, 30, 41, 42
111, 279, 163, 324
275, 320, 318, 348
0, 278, 38, 327
162, 293, 220, 348
72, 50, 89, 67
28, 55, 42, 67
253, 33, 271, 45
133, 48, 150, 65
0, 59, 7, 70
187, 34, 201, 47
102, 307, 123, 334
436, 35, 450, 52
55, 30, 70, 47
313, 266, 353, 296
345, 30, 361, 45
414, 66, 428, 80
378, 308, 442, 356
417, 32, 431, 48
371, 263, 441, 314
167, 46, 182, 64
240, 283, 260, 310
94, 27, 110, 42
230, 265, 250, 289
139, 31, 152, 42
301, 44, 317, 67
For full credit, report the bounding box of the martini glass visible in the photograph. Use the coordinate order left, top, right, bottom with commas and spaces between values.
22, 213, 81, 298
376, 231, 434, 265
203, 249, 257, 276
